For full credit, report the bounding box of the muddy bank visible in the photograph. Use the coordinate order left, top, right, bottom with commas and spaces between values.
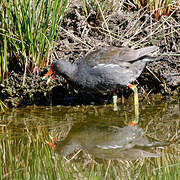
0, 4, 180, 108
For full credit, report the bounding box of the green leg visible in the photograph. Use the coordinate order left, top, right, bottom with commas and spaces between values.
128, 84, 139, 124
113, 94, 118, 111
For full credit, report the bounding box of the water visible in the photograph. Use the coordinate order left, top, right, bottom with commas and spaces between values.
0, 97, 180, 179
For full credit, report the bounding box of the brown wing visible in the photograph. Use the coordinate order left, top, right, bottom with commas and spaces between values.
82, 46, 158, 66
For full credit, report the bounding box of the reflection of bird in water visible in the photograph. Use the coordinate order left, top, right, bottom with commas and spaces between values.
47, 124, 168, 160
44, 46, 160, 114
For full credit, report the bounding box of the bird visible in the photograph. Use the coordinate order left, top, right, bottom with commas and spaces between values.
47, 124, 168, 160
44, 46, 160, 118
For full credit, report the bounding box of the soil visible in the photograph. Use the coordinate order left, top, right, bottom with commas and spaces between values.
0, 3, 180, 108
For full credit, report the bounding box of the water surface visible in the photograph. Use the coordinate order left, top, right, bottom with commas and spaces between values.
0, 97, 179, 179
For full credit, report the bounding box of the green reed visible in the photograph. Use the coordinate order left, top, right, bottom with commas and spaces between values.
0, 0, 68, 82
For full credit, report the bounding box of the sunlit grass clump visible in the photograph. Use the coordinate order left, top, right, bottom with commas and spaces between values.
133, 0, 179, 20
81, 0, 178, 22
0, 0, 68, 82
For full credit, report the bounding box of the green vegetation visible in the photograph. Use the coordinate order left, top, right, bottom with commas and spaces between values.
0, 0, 68, 83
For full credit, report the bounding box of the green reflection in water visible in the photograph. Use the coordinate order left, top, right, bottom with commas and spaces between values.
0, 97, 180, 179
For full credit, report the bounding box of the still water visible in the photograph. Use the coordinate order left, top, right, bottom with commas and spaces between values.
0, 97, 180, 179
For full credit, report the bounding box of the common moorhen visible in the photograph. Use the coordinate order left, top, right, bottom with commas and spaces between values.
44, 46, 160, 116
47, 124, 168, 160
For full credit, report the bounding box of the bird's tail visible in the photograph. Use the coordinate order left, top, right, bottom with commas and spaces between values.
138, 46, 159, 57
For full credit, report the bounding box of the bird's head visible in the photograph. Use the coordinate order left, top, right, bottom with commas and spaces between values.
43, 60, 68, 84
